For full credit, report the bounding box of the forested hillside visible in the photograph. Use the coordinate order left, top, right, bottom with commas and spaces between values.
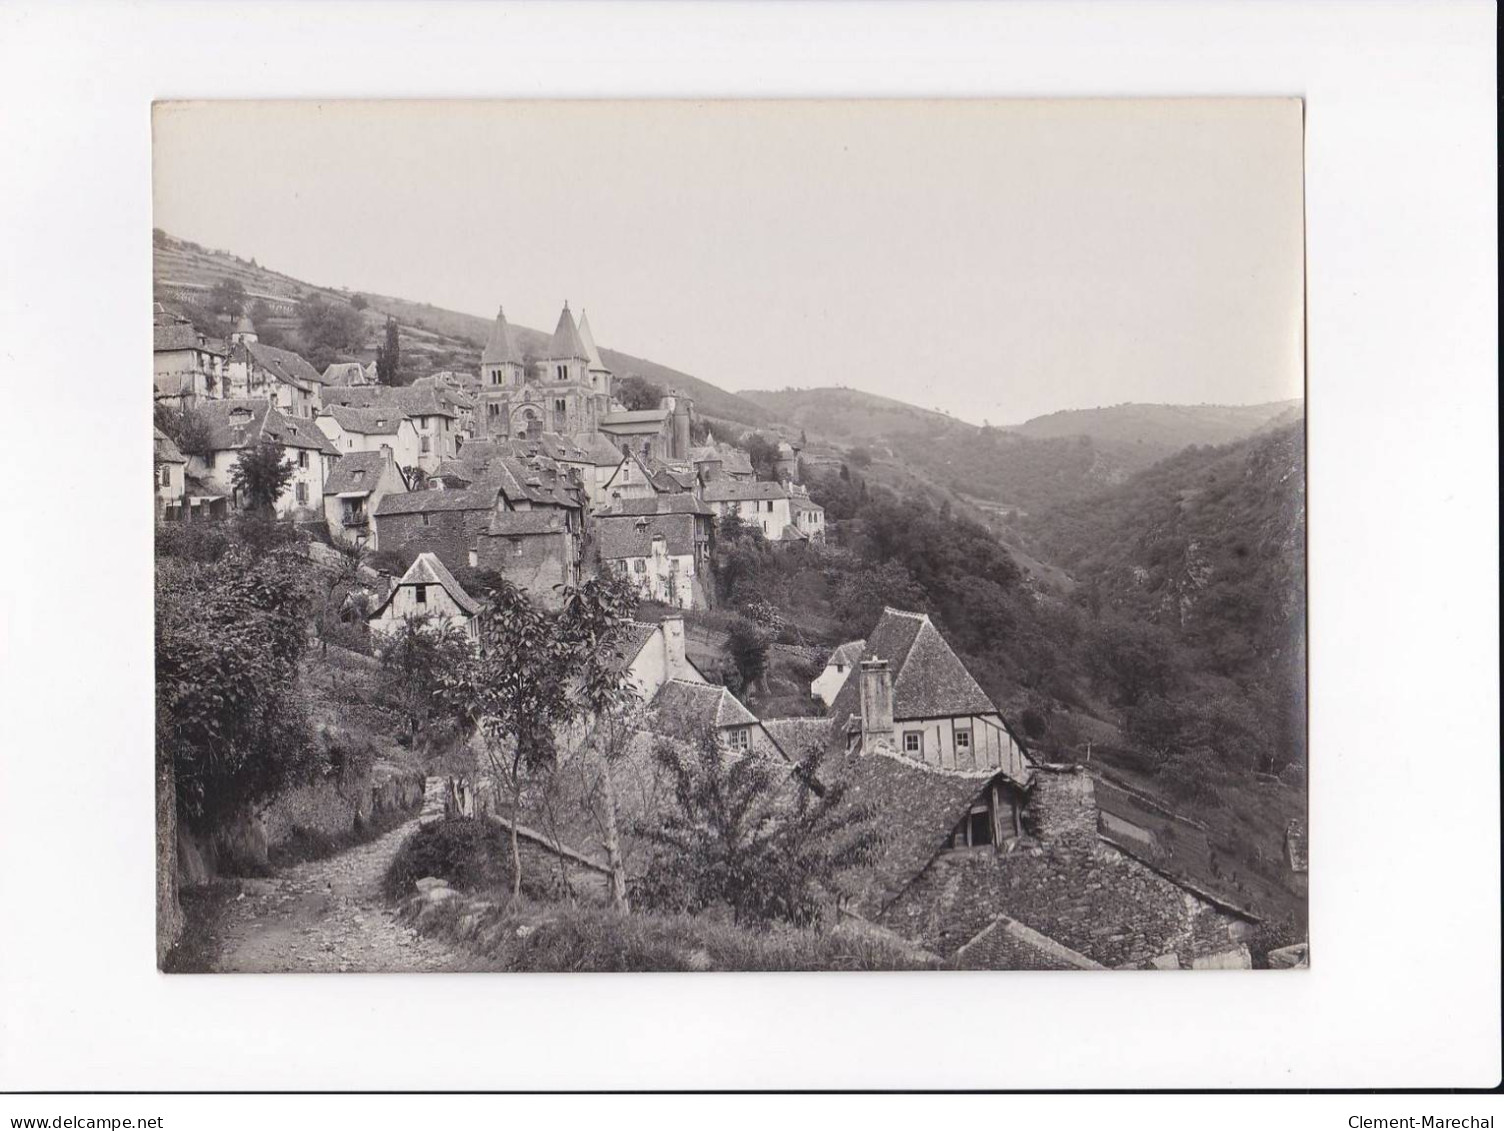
1007, 400, 1302, 463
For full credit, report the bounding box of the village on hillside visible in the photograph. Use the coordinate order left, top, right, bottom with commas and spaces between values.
154, 280, 1308, 975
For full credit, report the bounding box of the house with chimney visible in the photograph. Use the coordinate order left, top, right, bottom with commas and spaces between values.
614, 616, 705, 702
187, 398, 340, 520
322, 449, 406, 549
473, 508, 580, 607
367, 552, 482, 641
320, 385, 460, 473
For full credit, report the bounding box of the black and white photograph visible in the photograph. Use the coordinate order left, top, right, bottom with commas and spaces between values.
151, 99, 1308, 974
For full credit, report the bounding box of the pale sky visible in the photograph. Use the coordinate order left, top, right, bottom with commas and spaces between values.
154, 99, 1304, 425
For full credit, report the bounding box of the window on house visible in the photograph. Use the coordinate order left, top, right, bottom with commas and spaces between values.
295, 482, 307, 504
955, 729, 972, 751
298, 450, 309, 468
421, 437, 431, 453
414, 584, 427, 605
903, 731, 923, 756
727, 727, 750, 752
511, 538, 523, 557
633, 559, 646, 574
421, 513, 432, 527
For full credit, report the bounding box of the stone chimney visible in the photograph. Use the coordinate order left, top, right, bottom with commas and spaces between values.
858, 660, 894, 749
661, 615, 693, 681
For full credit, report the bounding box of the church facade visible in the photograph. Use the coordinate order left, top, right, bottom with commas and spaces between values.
477, 300, 694, 462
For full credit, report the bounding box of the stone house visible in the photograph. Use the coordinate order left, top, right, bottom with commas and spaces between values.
595, 511, 709, 610
810, 638, 866, 707
788, 486, 826, 542
373, 484, 503, 573
648, 679, 781, 758
473, 509, 580, 609
826, 607, 1032, 779
315, 405, 423, 473
322, 449, 406, 549
153, 426, 187, 521
153, 313, 226, 408
224, 339, 324, 420
367, 551, 482, 641
187, 398, 340, 520
600, 451, 661, 509
703, 480, 796, 539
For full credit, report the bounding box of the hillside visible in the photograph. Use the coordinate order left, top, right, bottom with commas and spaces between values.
1008, 400, 1304, 464
151, 232, 774, 427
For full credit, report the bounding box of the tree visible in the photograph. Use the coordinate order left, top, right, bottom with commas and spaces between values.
377, 613, 476, 758
156, 548, 318, 840
350, 293, 369, 311
210, 277, 247, 318
556, 572, 642, 910
847, 445, 873, 468
616, 374, 664, 411
298, 296, 366, 370
443, 583, 574, 900
375, 318, 401, 386
742, 432, 780, 481
726, 617, 771, 695
636, 730, 878, 927
231, 441, 295, 514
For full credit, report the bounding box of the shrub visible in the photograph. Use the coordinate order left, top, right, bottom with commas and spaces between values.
382, 817, 512, 900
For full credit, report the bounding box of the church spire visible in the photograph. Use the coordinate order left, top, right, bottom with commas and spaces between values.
481, 305, 522, 365
578, 309, 610, 374
546, 300, 589, 361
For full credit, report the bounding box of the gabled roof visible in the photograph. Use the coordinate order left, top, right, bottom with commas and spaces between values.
600, 493, 711, 518
570, 431, 631, 466
651, 679, 758, 736
323, 449, 397, 496
594, 512, 698, 559
374, 484, 499, 516
577, 310, 610, 372
320, 385, 457, 419
370, 551, 483, 618
828, 608, 999, 723
321, 362, 369, 386
717, 448, 755, 476
790, 495, 824, 514
238, 341, 323, 390
823, 746, 1000, 915
497, 433, 591, 464
196, 398, 340, 455
545, 302, 589, 361
154, 321, 201, 352
480, 306, 525, 366
601, 409, 672, 425
759, 717, 835, 763
321, 405, 406, 435
825, 639, 867, 668
153, 426, 186, 465
703, 480, 788, 503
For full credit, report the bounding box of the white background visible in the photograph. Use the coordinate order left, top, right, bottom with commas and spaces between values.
0, 0, 1497, 1095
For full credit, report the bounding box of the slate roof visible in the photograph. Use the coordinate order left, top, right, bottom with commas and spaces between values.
154, 321, 201, 351
153, 426, 186, 464
577, 310, 610, 371
238, 341, 323, 390
825, 639, 868, 669
600, 409, 671, 434
374, 484, 499, 516
790, 495, 824, 514
369, 551, 483, 618
320, 385, 457, 419
498, 433, 591, 464
483, 510, 569, 536
702, 480, 788, 503
827, 608, 1000, 724
760, 717, 836, 763
321, 362, 369, 386
651, 679, 758, 736
323, 449, 394, 496
545, 303, 589, 361
322, 405, 406, 435
822, 747, 999, 915
196, 399, 340, 455
600, 493, 711, 517
594, 512, 698, 559
570, 431, 631, 466
480, 307, 525, 366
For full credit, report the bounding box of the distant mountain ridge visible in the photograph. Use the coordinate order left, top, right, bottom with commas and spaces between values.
1007, 400, 1303, 463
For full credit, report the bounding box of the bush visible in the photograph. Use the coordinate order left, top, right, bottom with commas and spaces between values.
156, 521, 232, 564
382, 817, 512, 900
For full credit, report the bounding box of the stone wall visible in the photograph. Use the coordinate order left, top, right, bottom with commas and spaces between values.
374, 508, 493, 573
880, 767, 1252, 969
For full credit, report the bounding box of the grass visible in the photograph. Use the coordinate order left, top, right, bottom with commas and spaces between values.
400, 893, 934, 972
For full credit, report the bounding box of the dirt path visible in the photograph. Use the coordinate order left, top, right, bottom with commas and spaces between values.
207, 819, 464, 973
